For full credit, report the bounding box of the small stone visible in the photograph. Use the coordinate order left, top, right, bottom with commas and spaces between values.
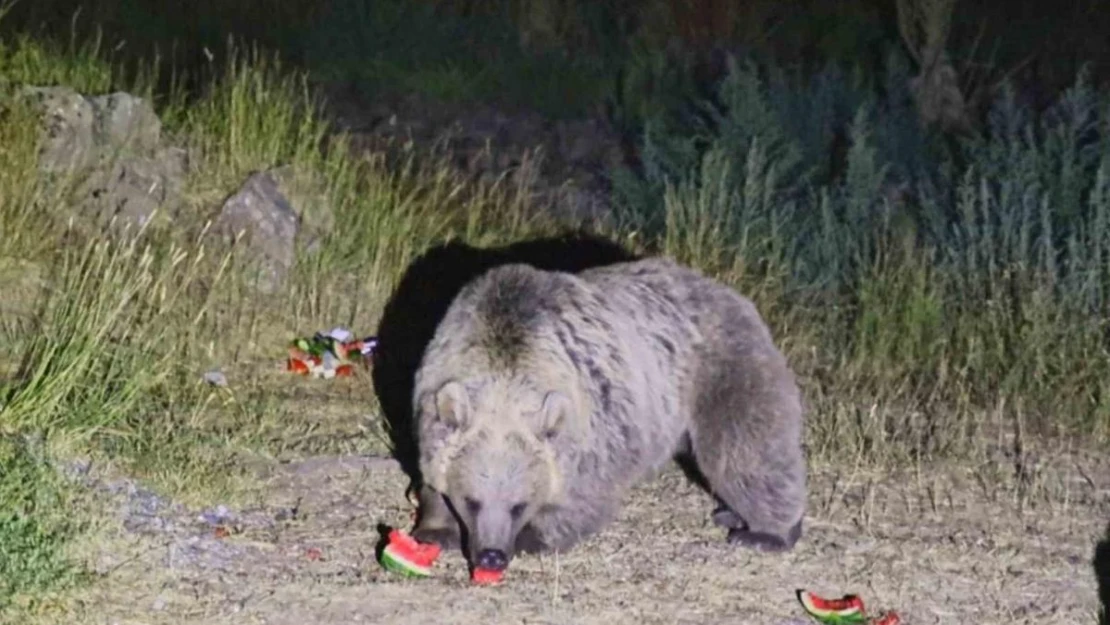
203, 370, 228, 387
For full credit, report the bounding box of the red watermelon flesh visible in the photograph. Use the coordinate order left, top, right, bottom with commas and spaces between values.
471, 567, 504, 585
798, 590, 866, 623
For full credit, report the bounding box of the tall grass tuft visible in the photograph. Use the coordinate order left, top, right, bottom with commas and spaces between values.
1, 226, 230, 436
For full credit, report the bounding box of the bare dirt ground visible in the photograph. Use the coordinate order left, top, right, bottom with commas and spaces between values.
59, 443, 1109, 625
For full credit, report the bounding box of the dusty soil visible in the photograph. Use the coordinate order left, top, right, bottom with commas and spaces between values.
61, 445, 1108, 625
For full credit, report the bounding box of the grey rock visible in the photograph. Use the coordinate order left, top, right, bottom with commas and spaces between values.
20, 86, 96, 172
198, 504, 234, 527
267, 164, 334, 254
210, 165, 333, 292
88, 91, 162, 157
119, 485, 181, 535
203, 369, 228, 387
77, 148, 187, 230
21, 87, 165, 172
215, 170, 301, 293
156, 145, 190, 203
20, 86, 189, 233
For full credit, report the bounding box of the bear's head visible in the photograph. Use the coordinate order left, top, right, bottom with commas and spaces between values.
416, 378, 577, 571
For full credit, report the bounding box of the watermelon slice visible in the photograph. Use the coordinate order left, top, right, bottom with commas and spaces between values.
380, 529, 442, 578
798, 590, 867, 624
470, 567, 504, 585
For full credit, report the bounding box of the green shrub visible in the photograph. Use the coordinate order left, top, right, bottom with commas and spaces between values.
0, 435, 84, 613
616, 53, 1110, 454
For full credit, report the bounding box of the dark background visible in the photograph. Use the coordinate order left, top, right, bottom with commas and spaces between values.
2, 0, 1107, 121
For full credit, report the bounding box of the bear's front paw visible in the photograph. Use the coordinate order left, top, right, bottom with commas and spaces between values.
412, 526, 461, 549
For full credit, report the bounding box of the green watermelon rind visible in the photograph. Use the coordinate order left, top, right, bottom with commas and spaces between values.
380, 545, 433, 578
799, 591, 865, 624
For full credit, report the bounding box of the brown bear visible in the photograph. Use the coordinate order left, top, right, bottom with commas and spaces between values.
371, 231, 640, 487
410, 255, 806, 574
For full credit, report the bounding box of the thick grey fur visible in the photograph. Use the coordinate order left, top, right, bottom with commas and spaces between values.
409, 256, 806, 569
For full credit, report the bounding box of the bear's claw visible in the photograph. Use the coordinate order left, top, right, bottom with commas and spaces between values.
726, 517, 803, 552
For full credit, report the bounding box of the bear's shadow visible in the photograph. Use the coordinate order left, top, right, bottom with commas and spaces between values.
1097, 521, 1110, 625
371, 229, 641, 492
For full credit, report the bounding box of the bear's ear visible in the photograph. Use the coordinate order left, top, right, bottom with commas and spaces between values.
538, 390, 572, 442
423, 380, 470, 431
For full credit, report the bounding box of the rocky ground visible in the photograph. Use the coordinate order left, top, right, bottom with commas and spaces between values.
62, 444, 1110, 625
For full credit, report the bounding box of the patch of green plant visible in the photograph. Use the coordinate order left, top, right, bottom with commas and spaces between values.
0, 435, 85, 615
0, 1, 113, 94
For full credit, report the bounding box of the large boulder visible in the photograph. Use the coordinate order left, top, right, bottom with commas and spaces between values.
20, 86, 188, 232
265, 164, 334, 255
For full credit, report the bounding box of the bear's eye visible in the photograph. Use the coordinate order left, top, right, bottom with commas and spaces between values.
464, 497, 482, 515
509, 502, 527, 519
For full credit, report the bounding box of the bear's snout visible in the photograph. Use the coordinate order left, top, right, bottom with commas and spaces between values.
476, 548, 509, 571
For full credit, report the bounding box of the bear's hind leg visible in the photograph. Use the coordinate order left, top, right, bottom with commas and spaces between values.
688, 342, 806, 553
711, 502, 803, 552
694, 434, 805, 553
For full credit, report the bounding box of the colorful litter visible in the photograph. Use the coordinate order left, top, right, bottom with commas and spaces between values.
286, 327, 378, 379
797, 590, 900, 625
